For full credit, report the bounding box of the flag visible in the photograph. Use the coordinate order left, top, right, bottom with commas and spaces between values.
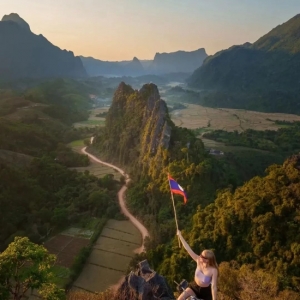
168, 174, 187, 204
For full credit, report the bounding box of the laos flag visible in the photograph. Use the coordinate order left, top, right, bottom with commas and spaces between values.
168, 174, 187, 204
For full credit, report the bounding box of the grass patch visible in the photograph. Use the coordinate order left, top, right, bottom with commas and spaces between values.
51, 265, 71, 287
201, 138, 269, 153
193, 127, 213, 135
81, 217, 102, 231
82, 120, 105, 125
68, 139, 85, 147
73, 120, 105, 128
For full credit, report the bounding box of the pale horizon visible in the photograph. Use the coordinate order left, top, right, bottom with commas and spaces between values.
2, 0, 300, 61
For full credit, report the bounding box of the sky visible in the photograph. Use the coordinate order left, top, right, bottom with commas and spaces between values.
2, 0, 300, 61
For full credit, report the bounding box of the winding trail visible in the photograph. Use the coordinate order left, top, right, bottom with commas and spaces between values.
81, 145, 149, 253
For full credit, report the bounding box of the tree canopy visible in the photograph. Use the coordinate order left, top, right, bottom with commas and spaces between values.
0, 236, 65, 300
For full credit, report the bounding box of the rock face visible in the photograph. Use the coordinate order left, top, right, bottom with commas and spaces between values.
115, 260, 175, 300
94, 82, 172, 176
0, 13, 87, 79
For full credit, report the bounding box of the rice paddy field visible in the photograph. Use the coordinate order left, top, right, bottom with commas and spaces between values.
170, 104, 300, 132
44, 233, 91, 268
72, 219, 141, 293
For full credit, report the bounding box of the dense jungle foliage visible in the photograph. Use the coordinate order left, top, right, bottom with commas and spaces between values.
92, 82, 300, 297
146, 155, 300, 290
203, 122, 300, 153
0, 79, 121, 251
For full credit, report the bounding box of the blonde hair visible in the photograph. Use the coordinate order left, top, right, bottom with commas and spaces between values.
202, 249, 219, 273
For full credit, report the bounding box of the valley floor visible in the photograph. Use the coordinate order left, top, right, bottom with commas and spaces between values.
170, 104, 300, 132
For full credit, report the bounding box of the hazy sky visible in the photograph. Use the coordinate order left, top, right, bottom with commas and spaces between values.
2, 0, 300, 61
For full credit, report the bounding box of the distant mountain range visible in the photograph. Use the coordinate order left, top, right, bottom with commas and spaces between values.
187, 14, 300, 114
80, 56, 146, 77
0, 13, 87, 79
81, 48, 208, 77
0, 12, 207, 80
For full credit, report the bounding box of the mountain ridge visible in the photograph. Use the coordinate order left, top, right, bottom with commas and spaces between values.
187, 13, 300, 114
2, 13, 31, 31
149, 48, 207, 74
81, 48, 207, 77
0, 13, 87, 79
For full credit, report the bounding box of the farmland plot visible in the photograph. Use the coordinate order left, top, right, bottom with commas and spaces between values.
44, 232, 90, 268
170, 104, 300, 132
72, 219, 141, 293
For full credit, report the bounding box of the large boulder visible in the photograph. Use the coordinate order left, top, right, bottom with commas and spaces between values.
115, 260, 175, 300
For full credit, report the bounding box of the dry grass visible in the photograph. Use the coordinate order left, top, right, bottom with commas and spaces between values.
170, 104, 300, 132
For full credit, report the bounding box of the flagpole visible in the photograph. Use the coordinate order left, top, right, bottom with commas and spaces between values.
168, 176, 181, 247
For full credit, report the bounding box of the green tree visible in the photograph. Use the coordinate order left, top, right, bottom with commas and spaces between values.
0, 237, 65, 300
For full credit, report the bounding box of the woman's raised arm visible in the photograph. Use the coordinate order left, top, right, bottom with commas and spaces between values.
177, 230, 198, 262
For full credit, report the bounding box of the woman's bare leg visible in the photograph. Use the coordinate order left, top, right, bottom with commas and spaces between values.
177, 287, 197, 300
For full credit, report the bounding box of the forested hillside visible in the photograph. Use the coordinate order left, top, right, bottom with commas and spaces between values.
90, 82, 300, 298
0, 79, 120, 251
203, 122, 300, 153
187, 14, 300, 114
149, 154, 300, 292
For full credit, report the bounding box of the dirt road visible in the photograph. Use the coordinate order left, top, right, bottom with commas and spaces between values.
81, 146, 149, 253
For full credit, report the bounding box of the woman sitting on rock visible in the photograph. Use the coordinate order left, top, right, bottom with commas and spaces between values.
177, 230, 218, 300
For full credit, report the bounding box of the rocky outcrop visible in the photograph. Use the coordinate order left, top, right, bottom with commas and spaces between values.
94, 82, 173, 176
0, 13, 87, 79
115, 260, 174, 300
137, 84, 172, 176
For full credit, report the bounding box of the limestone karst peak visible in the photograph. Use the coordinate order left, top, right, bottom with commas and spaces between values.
1, 13, 31, 31
139, 83, 160, 99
